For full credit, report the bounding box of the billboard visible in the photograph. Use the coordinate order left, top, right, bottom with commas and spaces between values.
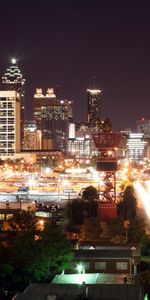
35, 211, 52, 218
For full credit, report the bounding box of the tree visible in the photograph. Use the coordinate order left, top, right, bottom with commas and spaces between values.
0, 223, 74, 285
118, 185, 137, 220
82, 186, 99, 202
65, 196, 98, 226
8, 210, 35, 231
128, 216, 146, 243
10, 230, 45, 282
106, 217, 125, 238
40, 223, 74, 273
65, 199, 84, 225
141, 235, 150, 256
82, 186, 99, 218
81, 218, 102, 241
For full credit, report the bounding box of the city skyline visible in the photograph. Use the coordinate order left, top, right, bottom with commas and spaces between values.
0, 1, 150, 131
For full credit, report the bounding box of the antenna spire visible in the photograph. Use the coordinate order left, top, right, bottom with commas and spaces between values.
92, 75, 96, 89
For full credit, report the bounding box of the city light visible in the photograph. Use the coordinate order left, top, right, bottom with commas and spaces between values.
11, 58, 17, 64
134, 180, 150, 218
76, 263, 84, 274
27, 177, 37, 188
37, 219, 45, 230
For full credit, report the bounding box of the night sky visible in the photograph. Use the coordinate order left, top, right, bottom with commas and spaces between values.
0, 0, 150, 131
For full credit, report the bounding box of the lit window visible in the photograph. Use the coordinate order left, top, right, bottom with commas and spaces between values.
116, 262, 127, 270
95, 262, 106, 270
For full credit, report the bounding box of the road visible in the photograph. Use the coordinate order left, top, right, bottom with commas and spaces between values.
0, 190, 78, 204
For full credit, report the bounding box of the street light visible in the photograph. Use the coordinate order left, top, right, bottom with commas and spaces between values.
131, 246, 137, 276
37, 219, 45, 231
76, 263, 85, 274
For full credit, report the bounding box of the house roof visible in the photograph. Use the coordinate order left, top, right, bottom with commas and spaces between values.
15, 283, 143, 300
74, 249, 132, 259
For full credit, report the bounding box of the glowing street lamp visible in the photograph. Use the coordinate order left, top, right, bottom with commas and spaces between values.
62, 179, 69, 187
27, 178, 36, 189
76, 263, 84, 274
37, 219, 45, 231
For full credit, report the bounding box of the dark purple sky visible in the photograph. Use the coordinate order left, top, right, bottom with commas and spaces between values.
0, 0, 150, 131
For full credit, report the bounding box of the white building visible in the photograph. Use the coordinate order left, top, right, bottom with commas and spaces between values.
0, 91, 20, 157
68, 124, 98, 159
2, 59, 25, 148
126, 132, 147, 160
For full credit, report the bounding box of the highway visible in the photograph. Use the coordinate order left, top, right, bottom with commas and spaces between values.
0, 190, 79, 203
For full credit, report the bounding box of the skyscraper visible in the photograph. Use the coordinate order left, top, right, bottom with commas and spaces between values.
33, 88, 73, 151
0, 91, 20, 157
137, 118, 150, 139
2, 59, 25, 147
87, 89, 102, 126
23, 121, 42, 150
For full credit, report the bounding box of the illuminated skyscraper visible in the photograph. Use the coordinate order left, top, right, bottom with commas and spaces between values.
0, 91, 20, 157
137, 118, 150, 139
23, 121, 42, 150
87, 89, 102, 126
33, 88, 73, 151
2, 59, 25, 147
126, 133, 147, 160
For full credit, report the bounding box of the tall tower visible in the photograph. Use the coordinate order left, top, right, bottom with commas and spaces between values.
33, 88, 73, 151
0, 91, 20, 157
2, 59, 25, 148
23, 121, 42, 150
87, 89, 102, 126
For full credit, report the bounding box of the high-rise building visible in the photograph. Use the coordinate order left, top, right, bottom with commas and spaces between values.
0, 91, 20, 157
2, 59, 25, 147
33, 88, 73, 151
126, 132, 147, 160
87, 89, 102, 126
23, 121, 42, 150
137, 118, 150, 139
67, 123, 98, 159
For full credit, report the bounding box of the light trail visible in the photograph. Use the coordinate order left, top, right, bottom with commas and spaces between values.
133, 180, 150, 218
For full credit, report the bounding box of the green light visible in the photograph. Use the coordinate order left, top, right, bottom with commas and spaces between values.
76, 263, 84, 274
144, 294, 148, 300
52, 273, 99, 285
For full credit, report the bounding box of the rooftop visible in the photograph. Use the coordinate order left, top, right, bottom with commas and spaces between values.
15, 280, 143, 300
74, 249, 132, 259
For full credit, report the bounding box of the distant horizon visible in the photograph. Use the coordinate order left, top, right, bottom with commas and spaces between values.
1, 58, 148, 133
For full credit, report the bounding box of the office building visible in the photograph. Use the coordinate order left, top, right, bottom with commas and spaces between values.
87, 89, 102, 126
0, 91, 20, 157
23, 121, 42, 150
126, 133, 147, 160
33, 88, 73, 151
68, 124, 98, 159
2, 59, 25, 147
137, 118, 150, 139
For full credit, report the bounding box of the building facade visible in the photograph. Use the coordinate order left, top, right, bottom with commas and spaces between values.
33, 88, 73, 151
23, 121, 42, 150
137, 118, 150, 139
126, 132, 147, 160
0, 91, 20, 157
87, 89, 102, 126
2, 59, 25, 148
67, 123, 98, 160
